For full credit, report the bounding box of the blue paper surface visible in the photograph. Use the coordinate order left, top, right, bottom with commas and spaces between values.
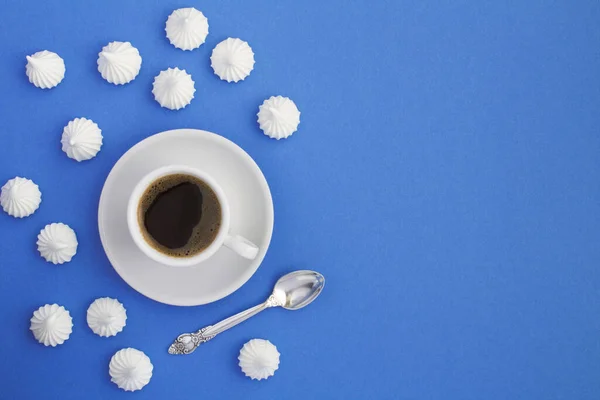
1, 1, 599, 398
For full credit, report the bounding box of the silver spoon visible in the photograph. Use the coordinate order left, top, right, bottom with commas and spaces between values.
168, 270, 325, 355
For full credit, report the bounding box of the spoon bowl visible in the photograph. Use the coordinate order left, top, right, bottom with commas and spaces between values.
273, 270, 325, 310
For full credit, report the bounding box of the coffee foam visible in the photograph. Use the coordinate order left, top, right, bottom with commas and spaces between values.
137, 174, 222, 257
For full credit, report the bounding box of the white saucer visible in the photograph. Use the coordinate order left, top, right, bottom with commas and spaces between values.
98, 129, 274, 306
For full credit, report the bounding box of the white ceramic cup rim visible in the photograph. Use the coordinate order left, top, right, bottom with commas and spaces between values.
127, 165, 231, 267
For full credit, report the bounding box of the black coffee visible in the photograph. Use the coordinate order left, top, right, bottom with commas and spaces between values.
138, 174, 222, 257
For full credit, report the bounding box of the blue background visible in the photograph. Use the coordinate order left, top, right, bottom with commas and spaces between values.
0, 0, 599, 399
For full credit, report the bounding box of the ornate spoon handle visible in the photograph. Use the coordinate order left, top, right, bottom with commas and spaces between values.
168, 294, 283, 355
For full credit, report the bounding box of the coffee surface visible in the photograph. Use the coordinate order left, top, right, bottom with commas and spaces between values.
138, 174, 221, 257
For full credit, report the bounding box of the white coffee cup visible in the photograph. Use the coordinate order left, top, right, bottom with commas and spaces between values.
127, 165, 259, 267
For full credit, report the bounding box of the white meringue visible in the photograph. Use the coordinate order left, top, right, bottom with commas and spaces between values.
87, 297, 127, 337
109, 348, 153, 392
257, 96, 301, 140
210, 38, 255, 83
61, 117, 103, 162
37, 223, 78, 265
1, 177, 41, 218
97, 41, 142, 85
165, 7, 209, 51
30, 304, 73, 347
152, 68, 195, 110
25, 50, 65, 89
238, 339, 280, 381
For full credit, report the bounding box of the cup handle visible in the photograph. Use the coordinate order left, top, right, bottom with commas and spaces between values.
224, 234, 259, 260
